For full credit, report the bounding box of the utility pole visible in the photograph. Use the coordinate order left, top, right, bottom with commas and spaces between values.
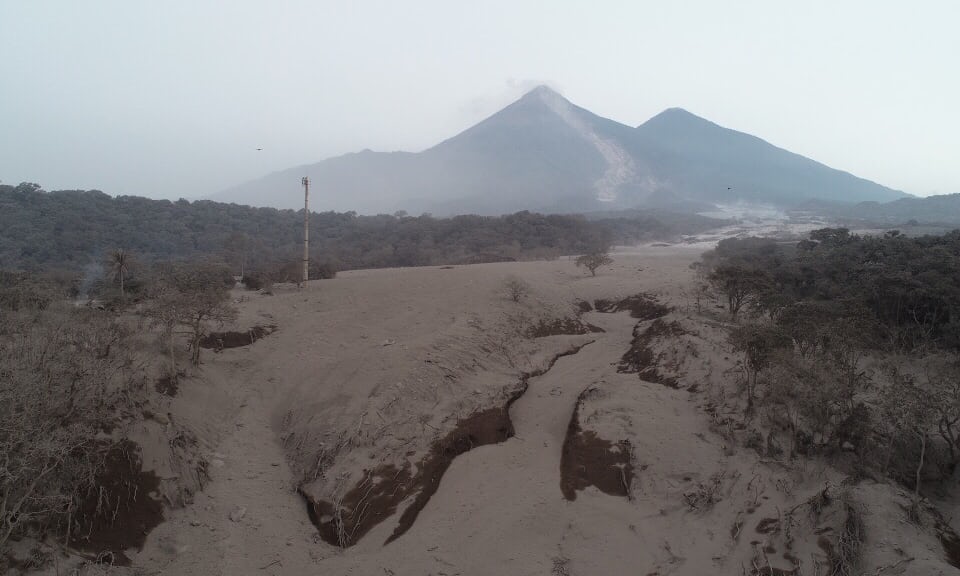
301, 176, 310, 286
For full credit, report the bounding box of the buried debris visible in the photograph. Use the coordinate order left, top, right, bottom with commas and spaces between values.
527, 317, 604, 338
199, 325, 276, 350
593, 293, 671, 320
560, 388, 633, 501
154, 370, 186, 397
154, 374, 180, 397
618, 319, 687, 387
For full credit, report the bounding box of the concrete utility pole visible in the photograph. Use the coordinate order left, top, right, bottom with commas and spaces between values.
302, 176, 310, 286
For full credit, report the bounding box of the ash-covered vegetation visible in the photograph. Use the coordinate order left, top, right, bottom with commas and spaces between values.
0, 183, 721, 278
696, 228, 960, 500
0, 258, 246, 568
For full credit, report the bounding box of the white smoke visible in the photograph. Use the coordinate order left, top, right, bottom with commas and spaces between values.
77, 261, 104, 302
534, 87, 635, 202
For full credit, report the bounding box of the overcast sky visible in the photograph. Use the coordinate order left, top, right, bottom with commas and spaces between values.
1, 1, 957, 200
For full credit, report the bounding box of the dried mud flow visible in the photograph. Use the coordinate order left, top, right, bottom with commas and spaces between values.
526, 316, 604, 338
593, 293, 671, 320
70, 441, 164, 565
617, 318, 687, 388
199, 324, 276, 350
301, 341, 595, 548
560, 388, 633, 501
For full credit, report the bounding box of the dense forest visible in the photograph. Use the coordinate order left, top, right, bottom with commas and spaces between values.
698, 228, 960, 495
700, 228, 960, 350
0, 183, 720, 276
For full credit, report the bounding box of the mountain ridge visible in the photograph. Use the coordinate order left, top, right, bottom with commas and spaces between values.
212, 86, 909, 215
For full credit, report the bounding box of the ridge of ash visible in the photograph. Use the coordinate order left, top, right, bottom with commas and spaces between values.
199, 324, 276, 350
618, 318, 687, 388
301, 340, 595, 548
560, 388, 633, 501
593, 293, 671, 320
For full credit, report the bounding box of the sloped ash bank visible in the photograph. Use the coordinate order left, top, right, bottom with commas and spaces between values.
300, 341, 594, 548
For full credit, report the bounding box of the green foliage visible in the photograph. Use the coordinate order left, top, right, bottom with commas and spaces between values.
0, 183, 705, 275
707, 264, 771, 319
701, 228, 960, 351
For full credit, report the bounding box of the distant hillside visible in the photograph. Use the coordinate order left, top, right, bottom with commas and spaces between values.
0, 183, 722, 274
213, 86, 908, 215
793, 193, 960, 226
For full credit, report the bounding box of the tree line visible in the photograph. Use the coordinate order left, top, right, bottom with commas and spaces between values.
699, 228, 960, 350
0, 183, 718, 279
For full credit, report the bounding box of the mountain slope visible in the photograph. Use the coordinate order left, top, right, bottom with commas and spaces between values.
212, 87, 908, 215
795, 193, 960, 225
629, 108, 906, 205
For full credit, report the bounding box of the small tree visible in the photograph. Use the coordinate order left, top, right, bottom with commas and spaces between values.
882, 369, 937, 501
576, 251, 613, 277
146, 262, 236, 367
729, 323, 792, 409
932, 368, 960, 468
504, 276, 530, 302
707, 264, 770, 320
144, 281, 183, 377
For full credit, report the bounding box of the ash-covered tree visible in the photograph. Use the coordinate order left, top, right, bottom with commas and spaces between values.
145, 261, 236, 367
729, 323, 792, 409
882, 368, 937, 502
575, 245, 614, 277
504, 275, 530, 302
708, 264, 771, 320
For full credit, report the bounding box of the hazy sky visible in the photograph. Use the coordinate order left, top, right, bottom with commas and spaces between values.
1, 1, 957, 199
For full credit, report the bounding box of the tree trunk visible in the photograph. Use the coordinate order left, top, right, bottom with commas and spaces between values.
915, 433, 927, 499
192, 335, 200, 366
119, 269, 125, 303
191, 318, 202, 366
168, 326, 177, 377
